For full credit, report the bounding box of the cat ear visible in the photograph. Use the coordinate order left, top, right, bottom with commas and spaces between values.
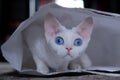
75, 17, 93, 41
44, 13, 65, 38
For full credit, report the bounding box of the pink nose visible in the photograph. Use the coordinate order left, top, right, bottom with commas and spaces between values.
66, 48, 72, 52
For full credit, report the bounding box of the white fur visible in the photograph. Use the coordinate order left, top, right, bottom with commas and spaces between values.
23, 14, 93, 74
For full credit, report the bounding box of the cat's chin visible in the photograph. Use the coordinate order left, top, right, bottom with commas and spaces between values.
62, 54, 75, 61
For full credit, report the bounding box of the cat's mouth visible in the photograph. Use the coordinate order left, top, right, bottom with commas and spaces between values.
63, 53, 73, 58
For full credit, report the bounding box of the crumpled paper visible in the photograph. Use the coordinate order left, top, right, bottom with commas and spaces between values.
1, 2, 120, 76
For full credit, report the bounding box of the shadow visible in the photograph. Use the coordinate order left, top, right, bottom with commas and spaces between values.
0, 71, 93, 78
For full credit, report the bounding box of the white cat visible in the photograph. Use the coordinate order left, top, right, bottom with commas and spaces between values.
23, 13, 93, 74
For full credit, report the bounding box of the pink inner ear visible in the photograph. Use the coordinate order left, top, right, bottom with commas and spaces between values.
77, 17, 93, 41
44, 13, 61, 37
79, 28, 91, 41
45, 24, 58, 37
46, 26, 58, 37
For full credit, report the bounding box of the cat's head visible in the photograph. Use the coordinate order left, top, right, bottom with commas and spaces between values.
44, 13, 93, 60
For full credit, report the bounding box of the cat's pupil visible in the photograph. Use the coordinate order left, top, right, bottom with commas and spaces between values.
74, 38, 82, 46
55, 36, 64, 45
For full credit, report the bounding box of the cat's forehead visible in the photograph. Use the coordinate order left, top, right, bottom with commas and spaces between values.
57, 29, 80, 39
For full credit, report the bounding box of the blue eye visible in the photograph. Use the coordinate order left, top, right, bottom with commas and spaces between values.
74, 38, 82, 46
55, 37, 64, 45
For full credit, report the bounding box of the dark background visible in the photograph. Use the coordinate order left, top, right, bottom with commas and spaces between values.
0, 0, 120, 61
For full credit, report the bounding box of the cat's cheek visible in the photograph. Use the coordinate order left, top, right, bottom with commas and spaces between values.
52, 45, 66, 56
57, 50, 66, 56
71, 49, 81, 58
71, 52, 80, 59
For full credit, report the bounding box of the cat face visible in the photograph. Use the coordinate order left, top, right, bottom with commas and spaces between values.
44, 13, 93, 60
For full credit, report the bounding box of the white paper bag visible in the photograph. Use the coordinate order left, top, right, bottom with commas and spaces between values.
1, 2, 120, 76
